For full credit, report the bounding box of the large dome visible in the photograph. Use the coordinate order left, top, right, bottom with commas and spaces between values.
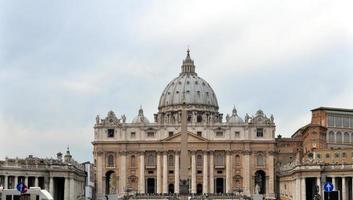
158, 50, 219, 112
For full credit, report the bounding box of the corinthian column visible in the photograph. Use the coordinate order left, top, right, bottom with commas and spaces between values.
203, 151, 208, 194
242, 150, 251, 196
163, 152, 168, 193
209, 151, 214, 193
191, 151, 196, 194
174, 152, 180, 194
156, 152, 162, 193
139, 152, 145, 193
119, 152, 127, 194
226, 151, 231, 193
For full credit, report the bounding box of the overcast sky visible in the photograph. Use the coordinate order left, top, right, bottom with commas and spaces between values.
1, 0, 352, 162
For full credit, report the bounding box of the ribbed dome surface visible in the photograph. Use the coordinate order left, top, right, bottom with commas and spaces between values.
158, 50, 218, 111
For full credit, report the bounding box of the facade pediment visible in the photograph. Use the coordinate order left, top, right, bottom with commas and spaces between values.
161, 131, 209, 143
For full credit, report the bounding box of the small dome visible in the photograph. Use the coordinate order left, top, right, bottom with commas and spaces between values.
132, 107, 150, 124
228, 107, 243, 123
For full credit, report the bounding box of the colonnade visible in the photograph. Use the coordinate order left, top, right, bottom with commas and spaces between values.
293, 176, 353, 200
0, 175, 41, 189
0, 175, 76, 200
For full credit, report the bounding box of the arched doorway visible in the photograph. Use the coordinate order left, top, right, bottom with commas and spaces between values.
196, 184, 202, 194
147, 178, 156, 194
215, 178, 224, 193
255, 170, 266, 194
168, 184, 174, 194
105, 171, 116, 195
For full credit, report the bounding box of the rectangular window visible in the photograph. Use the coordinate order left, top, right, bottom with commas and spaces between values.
328, 115, 334, 127
216, 132, 224, 137
147, 132, 155, 138
335, 117, 342, 127
168, 131, 173, 137
107, 129, 115, 138
256, 128, 263, 137
342, 152, 346, 157
197, 131, 202, 137
343, 117, 349, 128
234, 131, 240, 138
131, 132, 136, 138
169, 170, 174, 174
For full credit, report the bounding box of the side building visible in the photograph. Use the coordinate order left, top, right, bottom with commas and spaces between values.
0, 148, 90, 200
277, 107, 353, 200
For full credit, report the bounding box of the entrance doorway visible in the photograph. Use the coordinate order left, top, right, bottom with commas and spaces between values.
216, 178, 224, 193
168, 184, 174, 194
147, 178, 156, 194
255, 170, 266, 194
197, 184, 202, 194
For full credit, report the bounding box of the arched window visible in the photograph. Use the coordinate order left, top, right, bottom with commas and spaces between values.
336, 132, 342, 144
107, 154, 114, 167
329, 131, 335, 143
344, 132, 350, 144
131, 155, 136, 167
168, 155, 174, 166
197, 154, 203, 167
235, 155, 240, 166
257, 154, 264, 166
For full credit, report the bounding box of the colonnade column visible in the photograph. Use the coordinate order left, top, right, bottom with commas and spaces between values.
295, 177, 300, 200
4, 175, 8, 189
14, 176, 18, 188
316, 177, 321, 197
209, 151, 214, 194
225, 151, 231, 193
119, 152, 127, 194
64, 177, 69, 200
202, 151, 208, 194
139, 152, 145, 194
156, 152, 162, 193
49, 177, 54, 196
70, 177, 75, 200
163, 152, 168, 193
301, 177, 306, 200
34, 177, 39, 187
332, 176, 336, 191
174, 152, 180, 194
191, 151, 196, 194
342, 177, 346, 200
25, 176, 28, 186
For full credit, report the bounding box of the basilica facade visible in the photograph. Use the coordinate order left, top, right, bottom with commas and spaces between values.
92, 50, 276, 199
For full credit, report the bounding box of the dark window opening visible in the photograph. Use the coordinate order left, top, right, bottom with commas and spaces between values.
256, 128, 263, 137
107, 129, 115, 137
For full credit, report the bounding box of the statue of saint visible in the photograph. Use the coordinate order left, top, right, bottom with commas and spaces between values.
121, 114, 126, 123
255, 184, 260, 194
96, 115, 100, 124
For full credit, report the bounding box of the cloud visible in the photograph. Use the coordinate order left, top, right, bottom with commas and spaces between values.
0, 0, 353, 161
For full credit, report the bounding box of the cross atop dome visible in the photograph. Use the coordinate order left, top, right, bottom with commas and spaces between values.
181, 48, 197, 75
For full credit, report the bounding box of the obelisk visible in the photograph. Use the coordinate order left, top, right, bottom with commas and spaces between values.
179, 108, 189, 197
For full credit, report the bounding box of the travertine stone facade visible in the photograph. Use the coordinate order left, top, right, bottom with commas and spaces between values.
0, 149, 87, 200
92, 51, 276, 199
